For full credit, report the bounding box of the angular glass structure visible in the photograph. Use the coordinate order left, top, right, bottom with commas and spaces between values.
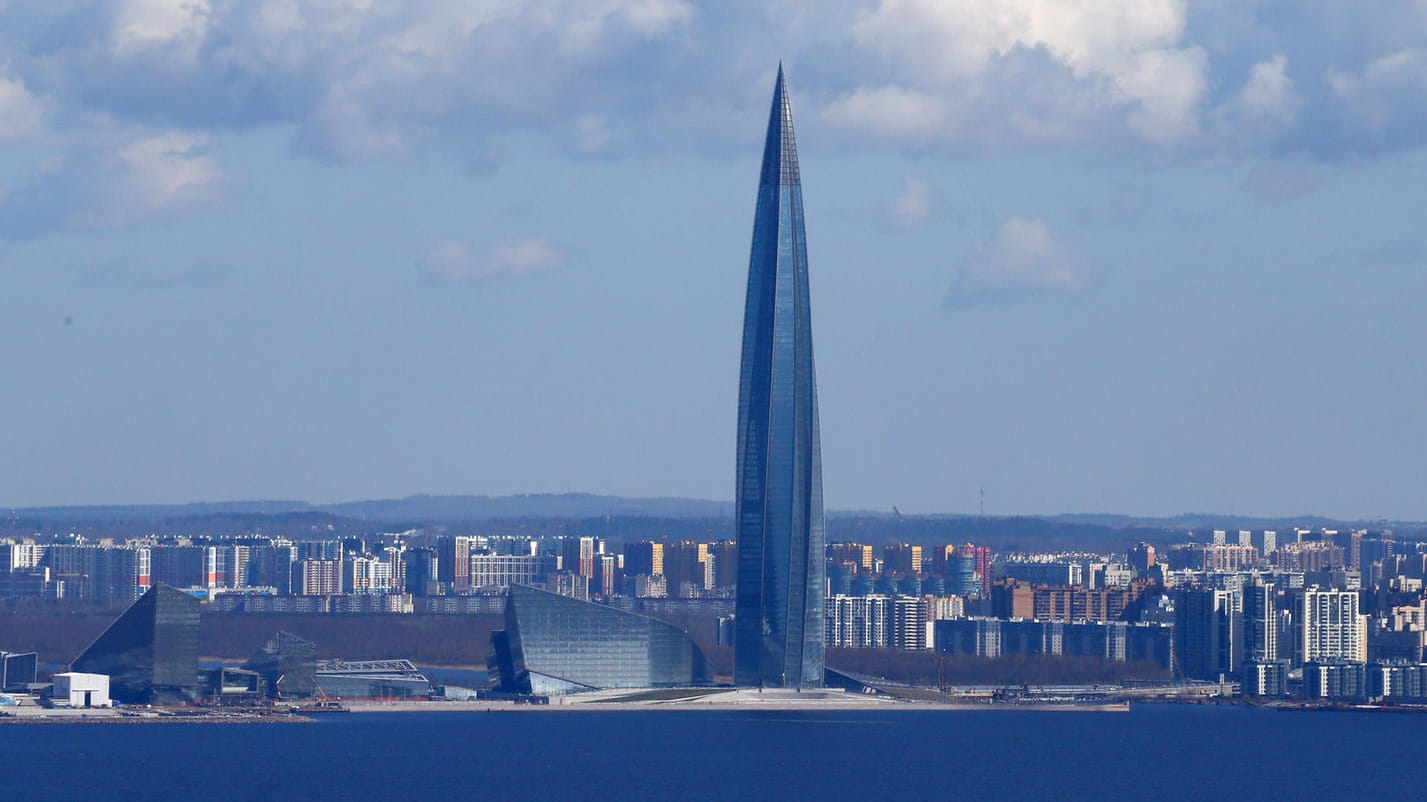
734, 65, 825, 689
489, 585, 713, 695
71, 584, 200, 704
242, 630, 321, 699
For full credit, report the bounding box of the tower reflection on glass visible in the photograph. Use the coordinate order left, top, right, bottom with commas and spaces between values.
733, 65, 825, 690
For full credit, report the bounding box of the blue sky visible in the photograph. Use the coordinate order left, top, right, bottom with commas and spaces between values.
3, 0, 1427, 518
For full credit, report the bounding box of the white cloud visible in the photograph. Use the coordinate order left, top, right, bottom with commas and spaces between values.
113, 0, 212, 55
887, 178, 932, 228
1328, 48, 1427, 134
1214, 54, 1302, 148
619, 0, 696, 37
1116, 46, 1207, 144
946, 218, 1088, 308
0, 0, 1425, 169
842, 0, 1208, 146
117, 132, 221, 207
853, 0, 1188, 80
418, 238, 565, 283
0, 75, 43, 141
0, 132, 222, 239
1238, 55, 1300, 125
823, 86, 949, 144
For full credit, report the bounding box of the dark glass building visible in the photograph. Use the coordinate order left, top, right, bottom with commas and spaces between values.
734, 65, 825, 689
71, 584, 200, 704
243, 631, 321, 698
0, 650, 37, 692
489, 585, 713, 695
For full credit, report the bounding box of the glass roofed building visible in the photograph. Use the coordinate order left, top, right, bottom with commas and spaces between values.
489, 584, 714, 695
242, 630, 431, 700
71, 583, 200, 704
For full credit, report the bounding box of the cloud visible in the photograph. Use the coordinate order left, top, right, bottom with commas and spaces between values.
117, 132, 221, 207
113, 0, 212, 56
1213, 54, 1303, 149
945, 218, 1088, 309
0, 74, 44, 141
0, 131, 223, 239
417, 238, 566, 283
886, 178, 932, 228
837, 0, 1209, 147
1324, 48, 1427, 151
0, 0, 1426, 170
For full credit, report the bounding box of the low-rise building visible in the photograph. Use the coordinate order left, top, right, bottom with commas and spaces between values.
52, 672, 110, 708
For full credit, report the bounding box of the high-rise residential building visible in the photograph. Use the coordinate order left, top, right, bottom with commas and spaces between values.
1275, 541, 1346, 573
402, 548, 439, 597
595, 554, 619, 597
1302, 587, 1368, 663
957, 544, 993, 595
1001, 560, 1082, 588
559, 536, 599, 579
1260, 530, 1278, 556
826, 595, 890, 649
1243, 580, 1279, 662
828, 543, 874, 574
348, 555, 393, 594
42, 545, 151, 602
245, 541, 295, 594
711, 540, 738, 589
734, 65, 825, 690
1198, 544, 1260, 572
1175, 587, 1241, 681
882, 544, 923, 576
436, 536, 475, 589
0, 542, 45, 570
624, 541, 664, 578
1128, 542, 1156, 576
665, 541, 712, 596
149, 545, 207, 588
296, 559, 343, 596
469, 554, 550, 590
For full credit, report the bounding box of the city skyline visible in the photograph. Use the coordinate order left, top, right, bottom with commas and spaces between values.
3, 4, 1427, 520
734, 66, 825, 689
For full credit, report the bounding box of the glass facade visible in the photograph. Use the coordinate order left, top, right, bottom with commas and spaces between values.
243, 631, 321, 698
0, 651, 37, 692
71, 584, 200, 704
734, 65, 825, 689
490, 585, 713, 694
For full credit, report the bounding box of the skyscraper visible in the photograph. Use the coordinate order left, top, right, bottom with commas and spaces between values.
734, 65, 825, 689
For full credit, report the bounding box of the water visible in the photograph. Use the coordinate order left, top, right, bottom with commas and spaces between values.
3, 704, 1423, 800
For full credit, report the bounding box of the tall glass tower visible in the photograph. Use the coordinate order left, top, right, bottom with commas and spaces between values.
733, 65, 825, 689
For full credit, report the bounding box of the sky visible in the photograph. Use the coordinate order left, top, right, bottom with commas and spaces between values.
3, 0, 1427, 519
